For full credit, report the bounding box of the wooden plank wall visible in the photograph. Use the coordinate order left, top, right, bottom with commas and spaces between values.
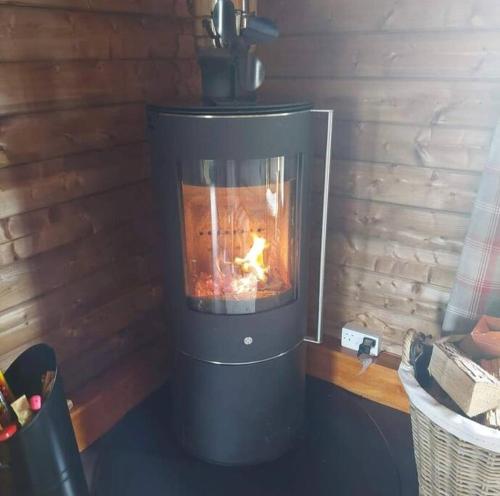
0, 0, 199, 393
260, 0, 500, 354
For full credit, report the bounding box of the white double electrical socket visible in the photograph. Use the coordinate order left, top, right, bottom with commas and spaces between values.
341, 323, 381, 357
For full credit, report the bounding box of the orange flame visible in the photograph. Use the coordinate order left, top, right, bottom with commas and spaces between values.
234, 233, 269, 283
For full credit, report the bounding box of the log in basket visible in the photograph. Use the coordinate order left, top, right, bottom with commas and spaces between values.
399, 330, 500, 496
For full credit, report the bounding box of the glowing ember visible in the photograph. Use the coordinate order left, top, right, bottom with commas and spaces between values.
192, 233, 288, 300
234, 234, 269, 283
231, 273, 259, 294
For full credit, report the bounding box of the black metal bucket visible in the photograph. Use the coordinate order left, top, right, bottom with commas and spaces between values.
0, 344, 89, 496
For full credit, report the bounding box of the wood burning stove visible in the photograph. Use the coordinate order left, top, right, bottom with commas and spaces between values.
148, 104, 311, 465
147, 0, 332, 467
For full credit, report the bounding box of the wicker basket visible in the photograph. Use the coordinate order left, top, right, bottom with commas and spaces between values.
399, 330, 500, 496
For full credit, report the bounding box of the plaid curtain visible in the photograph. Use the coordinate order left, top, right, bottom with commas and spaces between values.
442, 123, 500, 333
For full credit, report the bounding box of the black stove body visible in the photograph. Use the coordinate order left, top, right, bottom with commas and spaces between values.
148, 103, 313, 465
147, 0, 315, 466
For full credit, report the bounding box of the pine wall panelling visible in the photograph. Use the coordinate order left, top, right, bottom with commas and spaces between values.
260, 0, 500, 354
0, 1, 199, 393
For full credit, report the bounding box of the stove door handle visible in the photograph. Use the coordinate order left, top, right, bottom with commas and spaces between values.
304, 109, 334, 345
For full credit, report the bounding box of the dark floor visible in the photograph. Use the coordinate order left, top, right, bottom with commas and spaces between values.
84, 377, 418, 496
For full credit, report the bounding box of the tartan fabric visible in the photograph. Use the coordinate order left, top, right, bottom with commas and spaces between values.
442, 123, 500, 333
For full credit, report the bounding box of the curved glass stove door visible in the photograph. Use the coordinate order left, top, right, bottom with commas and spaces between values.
179, 155, 302, 314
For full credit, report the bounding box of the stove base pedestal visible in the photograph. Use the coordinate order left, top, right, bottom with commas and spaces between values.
173, 343, 306, 466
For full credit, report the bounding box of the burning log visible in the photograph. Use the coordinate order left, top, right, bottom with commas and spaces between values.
234, 233, 269, 282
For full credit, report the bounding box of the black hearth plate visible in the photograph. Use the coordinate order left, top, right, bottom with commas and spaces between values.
90, 378, 417, 496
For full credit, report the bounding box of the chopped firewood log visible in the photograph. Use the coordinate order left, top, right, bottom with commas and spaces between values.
458, 334, 485, 361
485, 409, 500, 430
429, 342, 500, 417
481, 358, 500, 430
481, 358, 500, 377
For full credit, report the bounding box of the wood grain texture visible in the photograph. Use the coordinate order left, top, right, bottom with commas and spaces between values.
276, 2, 499, 353
323, 298, 443, 354
306, 336, 409, 413
0, 143, 150, 218
261, 0, 500, 34
262, 79, 500, 128
330, 198, 469, 253
320, 159, 480, 212
0, 60, 180, 116
0, 247, 162, 367
263, 32, 500, 80
325, 264, 450, 323
0, 0, 184, 15
70, 332, 170, 452
0, 6, 193, 62
261, 0, 497, 361
332, 121, 492, 172
0, 216, 159, 314
0, 0, 194, 434
338, 160, 478, 211
325, 232, 459, 288
0, 278, 163, 372
57, 287, 164, 392
0, 181, 154, 264
0, 104, 145, 167
429, 341, 500, 417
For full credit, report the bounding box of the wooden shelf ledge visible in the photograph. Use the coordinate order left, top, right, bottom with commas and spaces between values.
306, 335, 409, 413
70, 341, 170, 452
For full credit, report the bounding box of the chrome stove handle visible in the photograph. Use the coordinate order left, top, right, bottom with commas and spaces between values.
304, 109, 334, 345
